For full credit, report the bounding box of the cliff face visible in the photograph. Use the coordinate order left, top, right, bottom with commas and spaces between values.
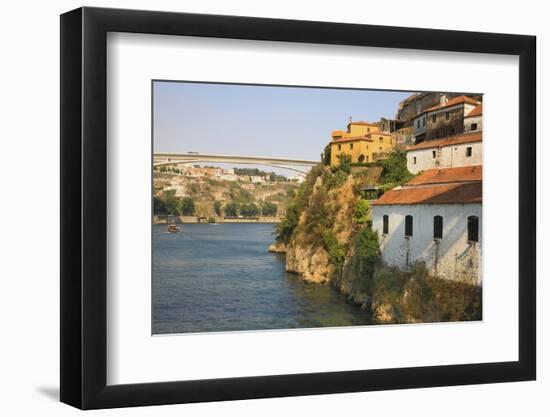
271, 161, 482, 324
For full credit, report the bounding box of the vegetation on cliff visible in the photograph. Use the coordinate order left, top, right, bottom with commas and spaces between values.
275, 149, 481, 324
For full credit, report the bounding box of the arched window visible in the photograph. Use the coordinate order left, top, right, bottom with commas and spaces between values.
405, 215, 413, 237
433, 215, 443, 239
383, 215, 389, 235
468, 216, 479, 242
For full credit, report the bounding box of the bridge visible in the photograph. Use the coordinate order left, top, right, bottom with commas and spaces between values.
153, 152, 319, 174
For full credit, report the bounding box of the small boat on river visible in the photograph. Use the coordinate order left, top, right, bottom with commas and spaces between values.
167, 223, 180, 233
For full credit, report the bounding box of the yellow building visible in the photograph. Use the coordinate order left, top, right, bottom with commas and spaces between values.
329, 121, 394, 167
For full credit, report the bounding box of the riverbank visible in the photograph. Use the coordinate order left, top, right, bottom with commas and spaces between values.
153, 215, 281, 224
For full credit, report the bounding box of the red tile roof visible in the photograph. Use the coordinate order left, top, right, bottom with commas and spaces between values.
406, 165, 482, 186
348, 121, 378, 126
372, 182, 482, 205
465, 103, 483, 117
406, 132, 482, 151
331, 135, 373, 144
424, 95, 480, 113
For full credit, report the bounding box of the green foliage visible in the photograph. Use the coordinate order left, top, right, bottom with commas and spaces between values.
353, 227, 380, 291
261, 201, 278, 217
180, 197, 195, 216
159, 166, 167, 173
322, 144, 332, 166
275, 164, 324, 244
353, 200, 370, 224
323, 169, 348, 190
207, 217, 216, 223
322, 230, 346, 268
213, 200, 222, 216
302, 191, 332, 245
224, 202, 239, 217
227, 183, 253, 204
153, 189, 180, 216
240, 203, 259, 217
379, 150, 414, 185
335, 154, 352, 174
369, 264, 482, 323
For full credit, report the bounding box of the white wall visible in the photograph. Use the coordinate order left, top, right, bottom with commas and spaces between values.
0, 1, 546, 417
464, 115, 483, 133
372, 204, 482, 284
407, 140, 482, 173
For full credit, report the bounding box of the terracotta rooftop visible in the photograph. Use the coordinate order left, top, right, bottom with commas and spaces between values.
406, 132, 482, 151
331, 135, 374, 144
406, 165, 482, 186
424, 95, 480, 113
465, 103, 483, 117
372, 182, 482, 205
348, 121, 378, 126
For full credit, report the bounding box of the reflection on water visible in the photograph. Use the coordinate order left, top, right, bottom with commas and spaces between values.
153, 223, 371, 334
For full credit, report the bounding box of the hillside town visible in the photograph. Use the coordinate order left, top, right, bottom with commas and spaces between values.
327, 92, 483, 285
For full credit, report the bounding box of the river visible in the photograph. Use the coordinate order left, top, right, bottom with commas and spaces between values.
153, 223, 372, 334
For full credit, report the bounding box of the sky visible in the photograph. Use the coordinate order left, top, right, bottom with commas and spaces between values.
153, 81, 415, 174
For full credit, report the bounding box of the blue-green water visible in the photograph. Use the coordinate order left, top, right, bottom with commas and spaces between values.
152, 223, 371, 334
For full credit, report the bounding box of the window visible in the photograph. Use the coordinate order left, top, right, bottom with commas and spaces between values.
468, 216, 479, 242
466, 146, 472, 157
365, 155, 369, 163
433, 215, 443, 239
379, 147, 383, 151
445, 111, 450, 120
471, 122, 478, 131
379, 137, 383, 143
417, 119, 420, 128
350, 143, 353, 150
422, 117, 426, 127
450, 128, 455, 135
383, 215, 389, 234
432, 150, 437, 159
405, 215, 413, 237
413, 156, 417, 164
338, 144, 341, 151
367, 128, 370, 133
432, 114, 436, 123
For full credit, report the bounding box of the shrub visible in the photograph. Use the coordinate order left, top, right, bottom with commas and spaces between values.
322, 230, 346, 268
213, 200, 222, 216
240, 202, 259, 217
354, 200, 370, 224
207, 217, 216, 223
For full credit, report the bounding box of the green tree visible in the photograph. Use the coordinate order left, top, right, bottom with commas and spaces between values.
180, 197, 195, 216
240, 203, 259, 217
159, 166, 167, 173
261, 201, 278, 216
322, 144, 332, 166
213, 200, 222, 216
379, 150, 414, 184
354, 227, 381, 291
224, 202, 239, 217
159, 189, 180, 215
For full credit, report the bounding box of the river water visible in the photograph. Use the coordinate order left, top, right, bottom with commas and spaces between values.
153, 223, 371, 334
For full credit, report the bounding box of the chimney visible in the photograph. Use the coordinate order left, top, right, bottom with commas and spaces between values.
440, 94, 448, 106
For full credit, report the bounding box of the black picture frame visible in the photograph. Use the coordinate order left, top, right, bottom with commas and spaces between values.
60, 6, 536, 410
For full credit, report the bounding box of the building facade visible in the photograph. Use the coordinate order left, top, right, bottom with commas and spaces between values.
463, 103, 482, 133
329, 121, 394, 166
412, 95, 480, 142
371, 166, 482, 285
406, 132, 482, 174
330, 131, 393, 166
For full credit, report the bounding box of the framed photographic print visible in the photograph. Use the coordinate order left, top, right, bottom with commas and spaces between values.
60, 7, 536, 409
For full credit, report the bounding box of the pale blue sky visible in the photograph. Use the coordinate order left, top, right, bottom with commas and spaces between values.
153, 81, 415, 164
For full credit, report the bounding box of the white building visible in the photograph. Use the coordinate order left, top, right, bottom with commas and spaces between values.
406, 132, 482, 174
371, 166, 482, 285
463, 103, 482, 133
